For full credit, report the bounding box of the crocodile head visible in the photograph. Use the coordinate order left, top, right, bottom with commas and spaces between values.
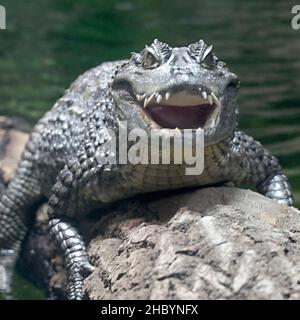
112, 39, 240, 145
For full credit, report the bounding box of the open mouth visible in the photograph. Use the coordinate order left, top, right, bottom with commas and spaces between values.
135, 89, 221, 129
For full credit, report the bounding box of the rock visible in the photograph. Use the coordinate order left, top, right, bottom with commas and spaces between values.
83, 188, 300, 300
21, 187, 300, 300
1, 116, 300, 300
0, 116, 30, 183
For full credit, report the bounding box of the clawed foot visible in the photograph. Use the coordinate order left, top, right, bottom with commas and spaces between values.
68, 261, 95, 300
49, 218, 95, 300
0, 249, 17, 299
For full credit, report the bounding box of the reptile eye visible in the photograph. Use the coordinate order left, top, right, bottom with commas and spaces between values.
201, 45, 217, 69
202, 52, 215, 68
142, 49, 159, 69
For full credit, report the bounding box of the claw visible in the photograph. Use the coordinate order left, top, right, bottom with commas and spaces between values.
67, 260, 94, 299
81, 262, 95, 277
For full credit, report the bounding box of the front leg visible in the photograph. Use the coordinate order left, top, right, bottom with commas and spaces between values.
48, 157, 102, 299
49, 217, 94, 299
231, 131, 294, 206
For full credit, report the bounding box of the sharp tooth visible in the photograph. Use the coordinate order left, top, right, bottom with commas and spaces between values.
157, 94, 163, 103
202, 91, 207, 100
208, 94, 213, 105
136, 94, 143, 101
165, 92, 170, 100
211, 92, 217, 101
211, 92, 221, 107
144, 97, 150, 108
148, 92, 156, 103
155, 92, 158, 98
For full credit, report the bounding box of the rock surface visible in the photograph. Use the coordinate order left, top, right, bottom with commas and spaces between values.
84, 188, 300, 300
0, 116, 30, 182
1, 116, 300, 300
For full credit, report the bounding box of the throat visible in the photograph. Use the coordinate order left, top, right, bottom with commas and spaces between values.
146, 104, 216, 129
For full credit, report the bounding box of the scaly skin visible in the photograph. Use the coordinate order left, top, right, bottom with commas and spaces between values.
0, 39, 294, 299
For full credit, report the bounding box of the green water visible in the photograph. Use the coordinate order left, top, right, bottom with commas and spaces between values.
0, 0, 299, 299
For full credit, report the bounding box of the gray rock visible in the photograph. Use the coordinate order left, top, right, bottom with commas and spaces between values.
84, 187, 300, 300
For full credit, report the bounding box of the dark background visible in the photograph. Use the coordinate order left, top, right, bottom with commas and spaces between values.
0, 0, 299, 298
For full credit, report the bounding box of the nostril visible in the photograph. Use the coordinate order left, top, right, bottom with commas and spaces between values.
173, 67, 192, 75
173, 68, 183, 74
226, 77, 240, 89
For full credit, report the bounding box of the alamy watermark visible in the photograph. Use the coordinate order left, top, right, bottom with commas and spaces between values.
292, 5, 300, 30
0, 5, 5, 30
97, 121, 204, 175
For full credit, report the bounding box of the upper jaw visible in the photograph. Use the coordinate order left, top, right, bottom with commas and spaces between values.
135, 85, 221, 108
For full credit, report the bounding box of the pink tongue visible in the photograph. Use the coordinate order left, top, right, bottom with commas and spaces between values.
147, 104, 215, 129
